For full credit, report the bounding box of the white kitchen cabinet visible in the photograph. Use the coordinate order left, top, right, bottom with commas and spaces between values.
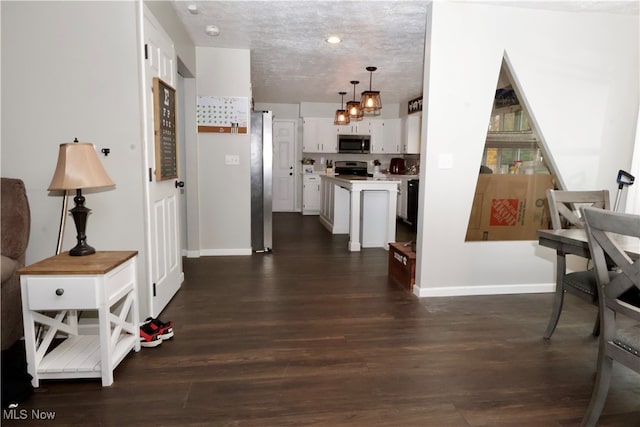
369, 118, 401, 154
302, 174, 321, 215
318, 120, 338, 152
369, 120, 385, 154
303, 118, 338, 153
402, 113, 421, 154
383, 118, 401, 153
335, 121, 370, 135
319, 177, 349, 234
302, 118, 320, 152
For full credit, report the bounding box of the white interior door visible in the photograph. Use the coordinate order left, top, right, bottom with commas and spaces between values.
142, 11, 182, 317
272, 120, 296, 212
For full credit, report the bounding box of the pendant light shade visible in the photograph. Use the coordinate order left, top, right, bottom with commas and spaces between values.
360, 66, 382, 116
346, 80, 363, 121
334, 91, 350, 125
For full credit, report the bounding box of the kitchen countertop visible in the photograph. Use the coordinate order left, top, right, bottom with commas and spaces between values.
303, 172, 418, 179
322, 175, 401, 183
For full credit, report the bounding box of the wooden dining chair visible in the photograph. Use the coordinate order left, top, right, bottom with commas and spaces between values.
543, 189, 610, 339
581, 207, 640, 427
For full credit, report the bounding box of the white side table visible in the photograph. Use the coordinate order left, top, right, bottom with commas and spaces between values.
18, 251, 140, 387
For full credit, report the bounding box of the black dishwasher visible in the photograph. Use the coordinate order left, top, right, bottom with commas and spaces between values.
407, 179, 419, 229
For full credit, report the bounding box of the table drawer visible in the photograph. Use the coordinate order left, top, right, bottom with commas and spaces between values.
105, 259, 136, 301
26, 277, 99, 310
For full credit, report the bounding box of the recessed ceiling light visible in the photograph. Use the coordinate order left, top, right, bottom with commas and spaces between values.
187, 4, 198, 14
205, 25, 220, 36
326, 35, 341, 44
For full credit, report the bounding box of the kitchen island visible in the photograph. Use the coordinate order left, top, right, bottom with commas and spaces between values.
319, 175, 400, 251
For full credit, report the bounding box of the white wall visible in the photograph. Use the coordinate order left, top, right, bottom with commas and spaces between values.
196, 47, 252, 255
626, 109, 640, 214
414, 2, 639, 297
1, 2, 147, 274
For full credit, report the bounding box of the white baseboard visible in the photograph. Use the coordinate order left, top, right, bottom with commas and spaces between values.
413, 282, 555, 298
319, 216, 332, 232
319, 216, 348, 234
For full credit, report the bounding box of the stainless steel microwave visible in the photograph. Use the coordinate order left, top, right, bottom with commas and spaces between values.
338, 135, 370, 154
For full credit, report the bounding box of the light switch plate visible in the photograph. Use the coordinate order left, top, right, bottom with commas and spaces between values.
225, 155, 240, 165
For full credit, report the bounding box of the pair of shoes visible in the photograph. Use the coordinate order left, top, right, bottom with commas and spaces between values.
143, 317, 174, 340
139, 323, 163, 348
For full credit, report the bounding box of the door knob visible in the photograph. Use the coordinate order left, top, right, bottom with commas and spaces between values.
289, 172, 293, 176
289, 166, 293, 170
175, 180, 185, 188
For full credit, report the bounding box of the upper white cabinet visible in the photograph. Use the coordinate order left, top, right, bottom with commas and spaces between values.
402, 113, 421, 154
383, 118, 401, 154
303, 117, 402, 154
335, 121, 370, 135
303, 117, 338, 153
370, 118, 401, 154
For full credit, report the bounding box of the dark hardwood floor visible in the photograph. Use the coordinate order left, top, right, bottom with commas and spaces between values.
5, 213, 639, 426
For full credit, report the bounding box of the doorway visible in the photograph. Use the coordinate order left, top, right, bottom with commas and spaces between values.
272, 119, 297, 212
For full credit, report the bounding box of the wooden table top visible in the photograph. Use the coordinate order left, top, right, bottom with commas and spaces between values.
537, 228, 639, 259
18, 251, 138, 276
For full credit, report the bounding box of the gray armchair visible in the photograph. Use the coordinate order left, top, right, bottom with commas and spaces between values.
581, 207, 640, 426
1, 178, 31, 350
543, 189, 610, 339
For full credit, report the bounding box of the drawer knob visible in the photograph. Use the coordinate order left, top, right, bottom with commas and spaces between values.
55, 288, 64, 296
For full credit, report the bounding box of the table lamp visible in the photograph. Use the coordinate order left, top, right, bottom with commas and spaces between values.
48, 139, 115, 256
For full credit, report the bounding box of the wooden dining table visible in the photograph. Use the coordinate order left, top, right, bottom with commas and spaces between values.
537, 228, 640, 260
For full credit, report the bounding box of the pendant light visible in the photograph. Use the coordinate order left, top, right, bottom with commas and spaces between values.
360, 66, 382, 115
334, 91, 350, 125
346, 80, 364, 121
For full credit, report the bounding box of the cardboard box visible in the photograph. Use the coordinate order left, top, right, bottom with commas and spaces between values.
465, 174, 554, 241
388, 242, 416, 291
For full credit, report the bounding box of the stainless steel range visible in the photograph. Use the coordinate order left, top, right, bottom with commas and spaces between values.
334, 161, 369, 177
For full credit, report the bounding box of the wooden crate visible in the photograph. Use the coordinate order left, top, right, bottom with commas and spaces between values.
388, 242, 416, 291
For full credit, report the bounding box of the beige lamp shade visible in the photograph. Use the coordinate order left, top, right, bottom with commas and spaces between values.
48, 142, 115, 190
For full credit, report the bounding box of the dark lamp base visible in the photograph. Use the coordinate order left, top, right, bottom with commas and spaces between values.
68, 189, 96, 257
69, 242, 96, 256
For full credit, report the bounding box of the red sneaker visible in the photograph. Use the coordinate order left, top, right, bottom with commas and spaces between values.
139, 322, 162, 347
143, 317, 174, 340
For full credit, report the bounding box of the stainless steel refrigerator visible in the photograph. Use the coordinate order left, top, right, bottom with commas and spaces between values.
250, 110, 273, 253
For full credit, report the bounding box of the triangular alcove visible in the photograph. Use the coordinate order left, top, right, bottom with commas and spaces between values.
465, 55, 559, 241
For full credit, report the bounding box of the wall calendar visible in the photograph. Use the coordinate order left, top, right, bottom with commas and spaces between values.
197, 96, 248, 134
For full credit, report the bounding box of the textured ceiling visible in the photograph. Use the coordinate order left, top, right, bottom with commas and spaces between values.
170, 0, 429, 105
170, 0, 639, 106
